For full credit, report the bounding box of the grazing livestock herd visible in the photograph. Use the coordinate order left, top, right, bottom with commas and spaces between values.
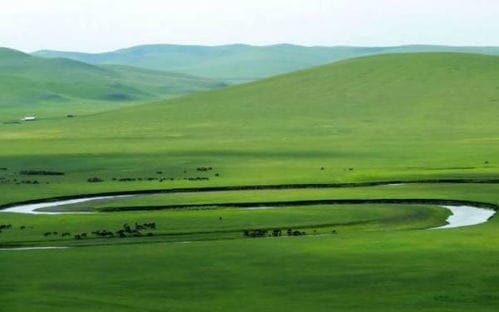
0, 223, 31, 233
243, 228, 315, 238
0, 223, 14, 233
86, 166, 219, 184
0, 221, 158, 242
243, 228, 338, 238
1, 220, 332, 246
57, 221, 158, 241
0, 168, 63, 185
0, 167, 221, 187
88, 176, 214, 183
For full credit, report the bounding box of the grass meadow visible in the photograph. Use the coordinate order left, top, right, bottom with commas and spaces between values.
2, 53, 499, 311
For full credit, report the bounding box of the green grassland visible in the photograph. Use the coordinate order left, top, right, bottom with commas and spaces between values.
0, 191, 498, 311
0, 202, 450, 246
0, 48, 224, 120
2, 229, 499, 312
2, 52, 499, 311
1, 52, 499, 205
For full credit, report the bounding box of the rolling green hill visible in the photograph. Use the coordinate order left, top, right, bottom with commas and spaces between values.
0, 47, 225, 119
33, 44, 499, 83
1, 52, 498, 196
3, 52, 499, 312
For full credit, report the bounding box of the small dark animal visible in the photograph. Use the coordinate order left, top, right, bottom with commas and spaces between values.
87, 177, 104, 183
0, 224, 12, 230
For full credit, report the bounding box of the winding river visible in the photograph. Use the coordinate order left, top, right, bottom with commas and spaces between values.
0, 195, 495, 229
0, 195, 132, 215
434, 205, 495, 229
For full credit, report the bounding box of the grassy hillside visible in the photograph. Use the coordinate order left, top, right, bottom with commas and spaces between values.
0, 52, 499, 204
2, 52, 499, 311
34, 44, 499, 83
0, 48, 225, 120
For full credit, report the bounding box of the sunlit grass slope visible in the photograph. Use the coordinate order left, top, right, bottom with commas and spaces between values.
0, 47, 224, 120
2, 53, 499, 312
1, 52, 499, 204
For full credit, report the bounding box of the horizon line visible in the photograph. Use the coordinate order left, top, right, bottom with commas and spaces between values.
2, 42, 499, 55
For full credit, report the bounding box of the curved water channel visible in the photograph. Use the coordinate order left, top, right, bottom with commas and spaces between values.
0, 194, 495, 229
0, 193, 496, 251
0, 195, 132, 215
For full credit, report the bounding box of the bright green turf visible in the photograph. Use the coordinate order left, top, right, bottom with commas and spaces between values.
2, 52, 499, 311
0, 48, 225, 120
3, 230, 499, 312
0, 198, 497, 312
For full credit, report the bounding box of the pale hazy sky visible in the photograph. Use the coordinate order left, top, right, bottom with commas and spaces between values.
1, 0, 499, 53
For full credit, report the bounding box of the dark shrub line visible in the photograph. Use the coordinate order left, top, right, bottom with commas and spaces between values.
20, 170, 64, 176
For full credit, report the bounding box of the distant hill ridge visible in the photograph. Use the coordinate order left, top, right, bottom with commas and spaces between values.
33, 44, 499, 83
0, 47, 225, 118
77, 52, 499, 145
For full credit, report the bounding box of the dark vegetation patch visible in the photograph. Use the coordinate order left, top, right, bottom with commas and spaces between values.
185, 177, 209, 181
20, 170, 64, 176
39, 93, 65, 101
103, 93, 133, 101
